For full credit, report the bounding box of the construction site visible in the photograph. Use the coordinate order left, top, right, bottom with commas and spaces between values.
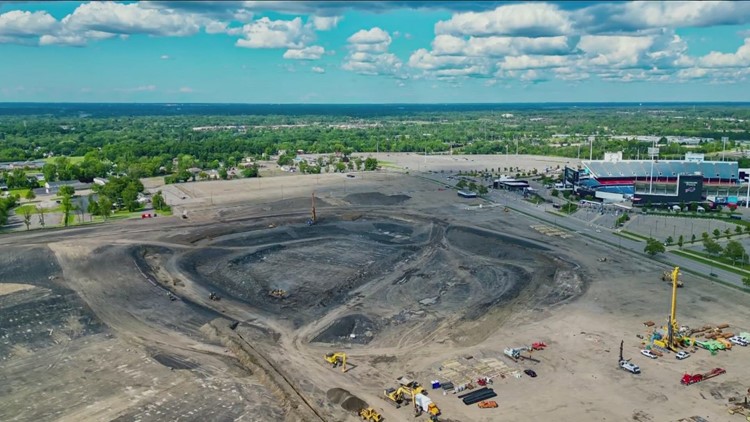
1, 165, 750, 422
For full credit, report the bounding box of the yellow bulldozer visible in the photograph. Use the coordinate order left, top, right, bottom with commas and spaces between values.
324, 352, 347, 372
358, 407, 383, 422
660, 270, 684, 287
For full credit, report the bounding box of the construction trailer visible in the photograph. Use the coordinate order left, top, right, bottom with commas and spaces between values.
681, 367, 726, 385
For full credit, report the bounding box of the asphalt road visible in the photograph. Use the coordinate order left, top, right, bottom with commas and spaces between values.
487, 188, 747, 290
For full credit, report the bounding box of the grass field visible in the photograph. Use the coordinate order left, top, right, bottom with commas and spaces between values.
44, 156, 84, 164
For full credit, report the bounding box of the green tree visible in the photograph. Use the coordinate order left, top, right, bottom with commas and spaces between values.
122, 184, 139, 212
644, 238, 666, 256
725, 228, 732, 237
24, 189, 36, 200
666, 236, 673, 245
702, 232, 709, 241
219, 167, 228, 180
87, 194, 99, 218
724, 240, 746, 266
242, 165, 259, 178
551, 189, 559, 197
22, 207, 32, 231
703, 237, 722, 256
61, 195, 73, 227
713, 228, 721, 239
456, 179, 467, 189
736, 225, 743, 235
152, 191, 166, 211
36, 205, 45, 228
478, 185, 488, 195
677, 235, 684, 248
42, 163, 57, 183
58, 185, 75, 197
743, 276, 750, 287
691, 233, 696, 243
98, 196, 112, 221
335, 162, 346, 172
364, 157, 378, 171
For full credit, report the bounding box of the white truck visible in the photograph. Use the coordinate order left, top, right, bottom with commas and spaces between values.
414, 393, 440, 417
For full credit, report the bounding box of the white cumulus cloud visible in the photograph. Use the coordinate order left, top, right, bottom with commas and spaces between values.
312, 66, 325, 73
309, 15, 342, 31
236, 17, 312, 49
435, 3, 573, 37
343, 27, 404, 77
283, 45, 325, 60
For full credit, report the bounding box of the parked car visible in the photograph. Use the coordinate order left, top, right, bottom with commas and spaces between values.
675, 351, 690, 360
729, 336, 748, 346
524, 369, 537, 378
640, 350, 658, 359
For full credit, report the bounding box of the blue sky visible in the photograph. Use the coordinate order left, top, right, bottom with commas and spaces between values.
2, 1, 750, 103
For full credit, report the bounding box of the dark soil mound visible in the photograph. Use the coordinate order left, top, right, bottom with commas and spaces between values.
312, 314, 377, 345
326, 388, 368, 412
344, 192, 410, 206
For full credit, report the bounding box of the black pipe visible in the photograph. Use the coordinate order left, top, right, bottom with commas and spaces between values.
464, 391, 497, 406
463, 390, 496, 404
457, 387, 489, 399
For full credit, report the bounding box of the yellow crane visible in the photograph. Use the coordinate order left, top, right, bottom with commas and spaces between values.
323, 352, 347, 372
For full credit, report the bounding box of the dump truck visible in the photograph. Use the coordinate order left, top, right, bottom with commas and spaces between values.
414, 393, 440, 417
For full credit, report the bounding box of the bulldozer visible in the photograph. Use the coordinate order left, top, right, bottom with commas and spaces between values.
269, 289, 286, 299
396, 376, 426, 396
324, 352, 347, 372
661, 269, 684, 287
358, 407, 383, 422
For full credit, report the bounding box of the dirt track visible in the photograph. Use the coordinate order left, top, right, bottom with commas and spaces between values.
1, 168, 749, 422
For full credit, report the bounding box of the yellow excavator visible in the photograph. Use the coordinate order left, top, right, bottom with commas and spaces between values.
324, 352, 347, 372
358, 407, 383, 422
384, 386, 412, 408
396, 376, 426, 396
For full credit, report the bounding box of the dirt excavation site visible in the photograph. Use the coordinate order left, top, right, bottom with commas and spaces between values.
1, 172, 750, 422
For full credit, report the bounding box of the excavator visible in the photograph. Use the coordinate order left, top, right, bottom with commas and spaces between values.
268, 289, 286, 299
358, 407, 383, 422
383, 386, 412, 408
396, 376, 426, 396
324, 352, 347, 372
660, 268, 684, 287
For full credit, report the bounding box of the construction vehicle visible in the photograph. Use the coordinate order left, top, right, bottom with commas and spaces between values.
307, 192, 317, 226
651, 267, 690, 352
478, 400, 498, 408
396, 376, 426, 396
681, 367, 726, 385
661, 269, 684, 287
414, 393, 440, 418
598, 257, 607, 262
208, 292, 220, 301
324, 352, 347, 372
728, 396, 750, 421
504, 346, 539, 362
384, 386, 411, 408
358, 407, 383, 422
269, 289, 286, 299
619, 340, 641, 374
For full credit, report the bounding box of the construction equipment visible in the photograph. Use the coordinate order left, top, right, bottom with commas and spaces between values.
324, 352, 347, 372
661, 269, 684, 287
728, 396, 750, 421
397, 376, 426, 396
681, 367, 726, 386
269, 289, 286, 299
414, 393, 440, 417
383, 386, 411, 408
651, 267, 689, 352
358, 407, 383, 422
504, 346, 539, 362
619, 340, 641, 374
598, 257, 607, 262
208, 292, 220, 301
307, 192, 317, 225
531, 342, 547, 351
478, 400, 498, 408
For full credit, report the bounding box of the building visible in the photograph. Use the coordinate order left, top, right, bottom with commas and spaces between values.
582, 159, 738, 186
632, 174, 704, 206
493, 178, 530, 191
0, 160, 46, 171
457, 190, 477, 198
43, 180, 93, 194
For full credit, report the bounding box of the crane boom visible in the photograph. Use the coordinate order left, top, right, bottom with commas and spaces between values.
667, 266, 680, 351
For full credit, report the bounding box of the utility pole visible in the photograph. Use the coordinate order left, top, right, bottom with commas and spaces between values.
589, 136, 594, 160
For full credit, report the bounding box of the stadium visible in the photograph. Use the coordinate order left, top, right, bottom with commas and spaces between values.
567, 152, 745, 207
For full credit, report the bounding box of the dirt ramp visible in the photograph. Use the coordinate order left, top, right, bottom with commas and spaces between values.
345, 192, 410, 206
326, 388, 368, 412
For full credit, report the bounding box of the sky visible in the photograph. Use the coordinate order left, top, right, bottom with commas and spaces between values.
2, 1, 750, 103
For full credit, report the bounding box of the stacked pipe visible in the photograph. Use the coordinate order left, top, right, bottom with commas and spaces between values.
459, 387, 498, 405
